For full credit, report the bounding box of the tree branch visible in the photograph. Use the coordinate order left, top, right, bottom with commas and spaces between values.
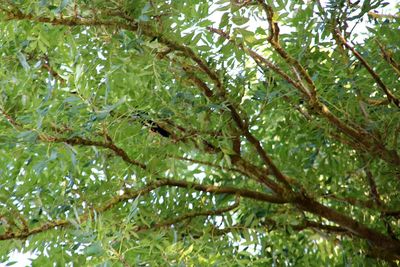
135, 197, 240, 232
0, 178, 286, 241
368, 11, 400, 20
376, 41, 400, 77
335, 31, 400, 108
257, 2, 317, 100
45, 136, 147, 170
296, 196, 400, 260
210, 219, 351, 237
207, 27, 400, 167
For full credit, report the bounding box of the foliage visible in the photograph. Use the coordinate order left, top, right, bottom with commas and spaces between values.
0, 0, 399, 266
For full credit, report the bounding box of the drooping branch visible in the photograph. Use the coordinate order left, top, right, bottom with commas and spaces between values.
43, 135, 147, 170
0, 178, 286, 241
0, 106, 148, 169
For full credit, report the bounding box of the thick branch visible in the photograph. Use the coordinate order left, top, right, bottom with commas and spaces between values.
297, 196, 400, 260
324, 194, 400, 219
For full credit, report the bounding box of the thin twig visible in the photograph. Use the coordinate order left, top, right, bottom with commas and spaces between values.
376, 41, 400, 77
135, 197, 240, 232
335, 31, 400, 108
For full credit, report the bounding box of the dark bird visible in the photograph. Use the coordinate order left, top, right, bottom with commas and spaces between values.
132, 112, 171, 138
146, 120, 171, 138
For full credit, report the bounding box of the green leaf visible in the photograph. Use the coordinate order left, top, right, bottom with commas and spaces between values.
17, 52, 30, 70
17, 131, 38, 142
232, 16, 249, 26
84, 242, 104, 256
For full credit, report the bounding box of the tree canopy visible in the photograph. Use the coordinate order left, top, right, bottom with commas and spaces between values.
0, 0, 399, 266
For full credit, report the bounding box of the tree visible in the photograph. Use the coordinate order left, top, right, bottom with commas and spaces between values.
0, 0, 399, 265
